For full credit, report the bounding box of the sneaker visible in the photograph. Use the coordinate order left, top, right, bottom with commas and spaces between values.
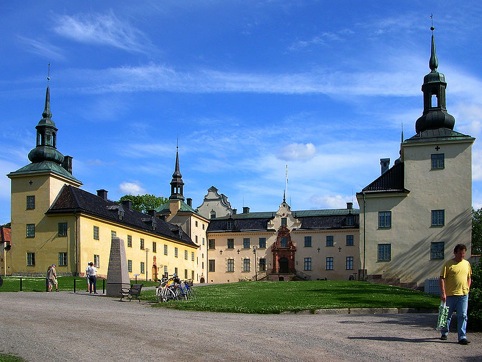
458, 339, 470, 345
440, 335, 447, 341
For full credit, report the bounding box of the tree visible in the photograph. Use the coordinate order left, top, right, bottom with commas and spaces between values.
118, 194, 168, 214
472, 208, 482, 255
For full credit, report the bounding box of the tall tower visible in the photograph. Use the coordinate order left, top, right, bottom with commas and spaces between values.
8, 84, 81, 275
169, 146, 184, 201
357, 27, 475, 286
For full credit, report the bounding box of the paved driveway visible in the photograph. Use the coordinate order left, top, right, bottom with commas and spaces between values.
0, 292, 480, 361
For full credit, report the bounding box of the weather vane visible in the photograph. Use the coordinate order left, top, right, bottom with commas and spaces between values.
430, 14, 435, 31
47, 63, 51, 83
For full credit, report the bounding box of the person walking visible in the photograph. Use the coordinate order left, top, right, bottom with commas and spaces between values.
85, 263, 91, 292
46, 264, 58, 292
439, 243, 472, 345
87, 262, 98, 294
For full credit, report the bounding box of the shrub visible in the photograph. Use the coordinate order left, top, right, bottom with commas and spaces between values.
468, 260, 482, 331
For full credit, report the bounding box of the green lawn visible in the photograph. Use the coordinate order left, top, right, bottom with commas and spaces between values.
143, 280, 440, 314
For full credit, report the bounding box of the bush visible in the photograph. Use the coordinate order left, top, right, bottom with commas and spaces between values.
468, 260, 482, 331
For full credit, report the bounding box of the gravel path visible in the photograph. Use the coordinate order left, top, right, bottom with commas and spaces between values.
0, 292, 480, 361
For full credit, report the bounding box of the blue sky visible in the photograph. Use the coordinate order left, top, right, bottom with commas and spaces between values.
1, 1, 482, 225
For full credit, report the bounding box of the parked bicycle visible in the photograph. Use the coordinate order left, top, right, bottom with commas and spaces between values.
156, 275, 194, 302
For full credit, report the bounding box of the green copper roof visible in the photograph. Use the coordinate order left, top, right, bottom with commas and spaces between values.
156, 200, 198, 214
8, 160, 82, 184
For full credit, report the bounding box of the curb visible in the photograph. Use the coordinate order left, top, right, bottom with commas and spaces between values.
281, 308, 438, 315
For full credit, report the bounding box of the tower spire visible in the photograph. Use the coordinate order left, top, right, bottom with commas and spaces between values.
415, 21, 455, 134
169, 144, 184, 200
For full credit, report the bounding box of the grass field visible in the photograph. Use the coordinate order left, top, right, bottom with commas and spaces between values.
143, 280, 440, 314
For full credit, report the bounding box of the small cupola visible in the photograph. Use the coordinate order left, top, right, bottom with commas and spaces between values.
415, 26, 455, 134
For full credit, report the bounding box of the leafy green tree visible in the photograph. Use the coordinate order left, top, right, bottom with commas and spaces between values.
468, 259, 482, 331
119, 194, 168, 214
472, 208, 482, 255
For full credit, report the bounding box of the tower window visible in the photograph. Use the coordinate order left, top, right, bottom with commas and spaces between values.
431, 154, 445, 169
431, 210, 445, 227
26, 195, 35, 210
378, 211, 392, 229
26, 224, 35, 238
431, 94, 438, 108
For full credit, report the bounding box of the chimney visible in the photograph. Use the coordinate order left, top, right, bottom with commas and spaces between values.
243, 207, 250, 214
97, 189, 108, 200
187, 198, 192, 207
232, 209, 237, 215
380, 158, 390, 175
121, 200, 132, 210
347, 202, 353, 210
62, 155, 73, 174
147, 210, 156, 216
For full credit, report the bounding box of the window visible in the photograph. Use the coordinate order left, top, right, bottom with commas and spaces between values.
431, 153, 445, 169
26, 224, 35, 238
346, 215, 355, 227
164, 244, 168, 255
126, 235, 132, 247
378, 244, 391, 262
326, 257, 334, 270
280, 237, 288, 248
195, 221, 198, 227
304, 257, 312, 271
184, 269, 188, 279
27, 252, 35, 266
209, 259, 215, 272
175, 247, 178, 258
378, 211, 392, 229
281, 218, 287, 227
259, 238, 266, 249
210, 211, 216, 219
227, 239, 234, 249
243, 238, 250, 249
243, 258, 251, 272
431, 242, 445, 260
326, 236, 334, 247
140, 238, 145, 250
58, 252, 68, 266
128, 260, 132, 272
191, 252, 195, 261
304, 236, 312, 248
93, 226, 100, 240
152, 242, 157, 253
57, 222, 68, 237
202, 237, 205, 246
174, 267, 178, 275
184, 250, 188, 260
208, 239, 216, 249
259, 258, 266, 272
163, 265, 168, 276
94, 255, 100, 268
226, 220, 233, 230
140, 262, 145, 274
227, 259, 234, 272
195, 236, 198, 244
346, 256, 354, 270
431, 210, 445, 227
346, 235, 354, 246
26, 195, 35, 210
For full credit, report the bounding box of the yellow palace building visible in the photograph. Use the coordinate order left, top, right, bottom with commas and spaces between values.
7, 86, 201, 281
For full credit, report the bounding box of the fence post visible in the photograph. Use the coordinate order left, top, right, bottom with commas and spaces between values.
102, 279, 105, 294
20, 277, 22, 291
74, 278, 77, 293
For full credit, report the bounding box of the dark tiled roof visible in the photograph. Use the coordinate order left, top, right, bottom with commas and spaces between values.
207, 209, 359, 232
361, 161, 408, 194
47, 185, 197, 248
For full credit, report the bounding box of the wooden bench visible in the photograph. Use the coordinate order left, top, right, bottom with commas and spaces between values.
119, 284, 143, 302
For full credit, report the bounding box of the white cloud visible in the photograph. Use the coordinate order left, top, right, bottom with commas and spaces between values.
119, 181, 146, 195
17, 36, 66, 61
53, 12, 151, 54
277, 143, 316, 161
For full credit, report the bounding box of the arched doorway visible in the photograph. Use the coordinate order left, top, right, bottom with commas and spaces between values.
279, 257, 289, 273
